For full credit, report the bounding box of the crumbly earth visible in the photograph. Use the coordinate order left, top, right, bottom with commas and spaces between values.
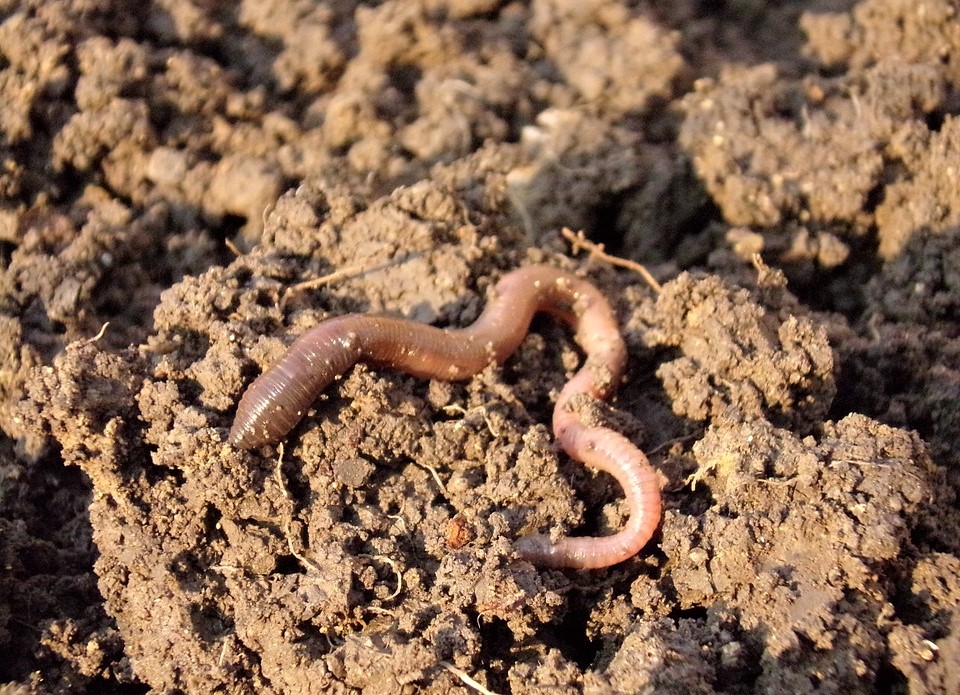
2, 1, 959, 693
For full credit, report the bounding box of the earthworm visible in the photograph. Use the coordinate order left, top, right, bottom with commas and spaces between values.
229, 265, 662, 569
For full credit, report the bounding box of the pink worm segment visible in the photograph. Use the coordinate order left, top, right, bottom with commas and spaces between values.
229, 265, 662, 569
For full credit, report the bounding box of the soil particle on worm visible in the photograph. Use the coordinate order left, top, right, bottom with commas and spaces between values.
3, 0, 960, 693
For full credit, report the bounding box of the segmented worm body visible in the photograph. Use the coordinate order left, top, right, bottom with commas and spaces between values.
229, 265, 661, 569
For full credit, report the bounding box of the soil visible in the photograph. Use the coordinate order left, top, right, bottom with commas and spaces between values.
1, 1, 959, 693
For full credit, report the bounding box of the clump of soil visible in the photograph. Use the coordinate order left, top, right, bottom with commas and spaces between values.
2, 1, 959, 693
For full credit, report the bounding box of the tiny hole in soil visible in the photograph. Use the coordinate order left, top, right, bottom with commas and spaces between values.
89, 678, 147, 695
0, 239, 14, 266
387, 64, 422, 99
864, 182, 885, 214
190, 603, 234, 641
587, 193, 629, 254
684, 484, 716, 517
254, 288, 274, 308
717, 504, 739, 520
212, 214, 246, 241
474, 615, 515, 690
681, 195, 721, 231
234, 266, 253, 285
177, 376, 204, 406
275, 554, 303, 575
670, 605, 708, 622
874, 661, 909, 695
145, 462, 184, 487
543, 600, 599, 669
909, 524, 955, 557
292, 621, 332, 656
925, 110, 945, 133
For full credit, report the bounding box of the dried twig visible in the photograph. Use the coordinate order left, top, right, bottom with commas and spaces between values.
286, 264, 369, 294
562, 227, 662, 294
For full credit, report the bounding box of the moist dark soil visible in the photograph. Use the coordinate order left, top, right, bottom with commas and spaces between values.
2, 1, 960, 693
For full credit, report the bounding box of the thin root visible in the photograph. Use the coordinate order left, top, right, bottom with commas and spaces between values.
358, 553, 403, 601
82, 322, 110, 345
439, 661, 499, 695
274, 444, 321, 574
442, 403, 501, 437
413, 459, 448, 495
224, 238, 242, 256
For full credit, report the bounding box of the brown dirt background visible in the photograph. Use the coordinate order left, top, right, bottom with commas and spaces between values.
1, 0, 959, 693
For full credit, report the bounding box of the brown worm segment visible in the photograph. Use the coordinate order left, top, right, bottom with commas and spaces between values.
229, 265, 662, 569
